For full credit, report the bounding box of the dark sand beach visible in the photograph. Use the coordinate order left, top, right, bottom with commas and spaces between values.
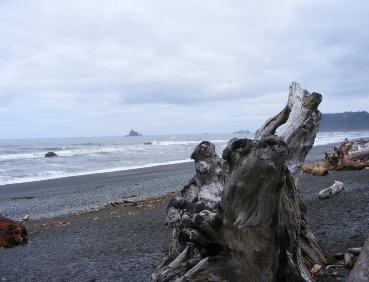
1, 143, 369, 281
0, 162, 194, 220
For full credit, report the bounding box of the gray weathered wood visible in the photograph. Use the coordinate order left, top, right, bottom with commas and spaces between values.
152, 82, 327, 281
347, 238, 369, 282
302, 138, 369, 176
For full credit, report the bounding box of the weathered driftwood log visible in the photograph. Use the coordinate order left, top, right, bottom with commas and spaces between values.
0, 216, 27, 248
301, 159, 330, 176
346, 139, 369, 162
302, 138, 369, 176
318, 180, 344, 199
153, 82, 327, 282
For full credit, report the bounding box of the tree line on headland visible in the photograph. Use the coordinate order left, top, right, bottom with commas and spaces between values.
320, 111, 369, 131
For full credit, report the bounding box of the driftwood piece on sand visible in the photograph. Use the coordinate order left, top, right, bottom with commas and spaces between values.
348, 238, 369, 282
152, 82, 327, 281
302, 138, 369, 176
0, 216, 27, 248
318, 180, 344, 199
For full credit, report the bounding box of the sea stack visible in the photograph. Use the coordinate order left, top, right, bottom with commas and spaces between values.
126, 129, 142, 137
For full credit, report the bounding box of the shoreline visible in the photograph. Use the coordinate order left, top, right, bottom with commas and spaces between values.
0, 142, 341, 221
1, 141, 339, 187
3, 135, 369, 187
0, 159, 193, 186
0, 161, 195, 220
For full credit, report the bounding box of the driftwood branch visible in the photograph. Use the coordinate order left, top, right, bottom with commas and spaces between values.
302, 138, 369, 176
153, 82, 327, 281
256, 81, 322, 174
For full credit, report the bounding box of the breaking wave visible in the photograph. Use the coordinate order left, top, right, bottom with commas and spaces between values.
0, 159, 192, 185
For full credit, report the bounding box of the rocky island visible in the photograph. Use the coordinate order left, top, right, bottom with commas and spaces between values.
125, 129, 142, 137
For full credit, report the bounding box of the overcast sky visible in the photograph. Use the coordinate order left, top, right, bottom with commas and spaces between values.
1, 0, 368, 138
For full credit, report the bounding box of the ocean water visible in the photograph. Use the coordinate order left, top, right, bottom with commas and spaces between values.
1, 131, 369, 186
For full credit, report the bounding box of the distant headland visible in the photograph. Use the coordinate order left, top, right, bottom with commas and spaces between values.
232, 129, 251, 134
320, 111, 369, 131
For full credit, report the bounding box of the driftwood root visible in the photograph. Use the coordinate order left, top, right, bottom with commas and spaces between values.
0, 216, 27, 248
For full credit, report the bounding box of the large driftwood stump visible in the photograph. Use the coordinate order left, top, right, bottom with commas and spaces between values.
0, 216, 27, 248
347, 237, 369, 282
302, 138, 369, 176
153, 82, 327, 281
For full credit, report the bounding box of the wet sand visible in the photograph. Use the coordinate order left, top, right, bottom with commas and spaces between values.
0, 162, 194, 220
1, 143, 369, 281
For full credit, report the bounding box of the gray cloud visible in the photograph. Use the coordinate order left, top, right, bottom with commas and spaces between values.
0, 0, 369, 138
